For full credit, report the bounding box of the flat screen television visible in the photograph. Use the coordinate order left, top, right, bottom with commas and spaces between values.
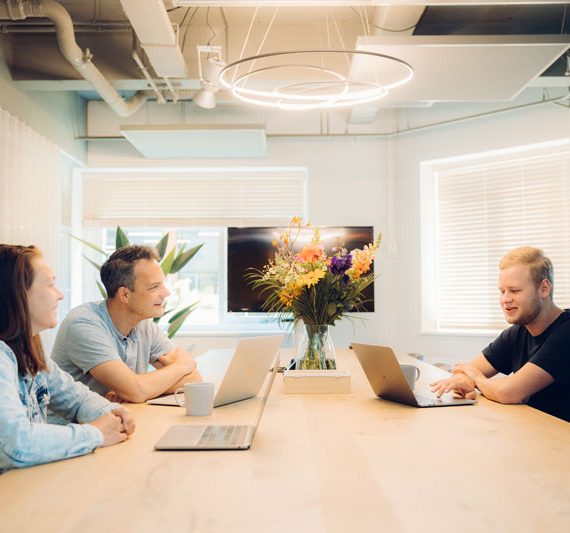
227, 226, 375, 313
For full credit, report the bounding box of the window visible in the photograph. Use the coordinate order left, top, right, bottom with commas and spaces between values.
82, 167, 306, 227
422, 139, 570, 333
102, 227, 221, 327
77, 167, 307, 332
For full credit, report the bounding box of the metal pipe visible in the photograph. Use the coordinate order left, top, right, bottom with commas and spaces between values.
0, 0, 148, 117
132, 50, 166, 105
74, 93, 570, 142
162, 77, 179, 104
0, 20, 132, 32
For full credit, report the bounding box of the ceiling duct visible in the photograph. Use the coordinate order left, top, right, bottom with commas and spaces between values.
0, 0, 147, 117
119, 0, 188, 78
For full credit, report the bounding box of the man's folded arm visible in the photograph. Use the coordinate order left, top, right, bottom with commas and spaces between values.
89, 358, 196, 403
458, 361, 554, 405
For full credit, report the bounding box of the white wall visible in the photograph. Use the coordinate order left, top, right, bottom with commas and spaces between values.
0, 43, 86, 163
0, 48, 86, 353
387, 93, 570, 364
86, 133, 391, 351
83, 91, 569, 362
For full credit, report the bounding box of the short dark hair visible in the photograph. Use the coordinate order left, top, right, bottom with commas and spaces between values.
0, 244, 47, 376
101, 245, 158, 298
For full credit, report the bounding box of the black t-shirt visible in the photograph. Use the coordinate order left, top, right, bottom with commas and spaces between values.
482, 310, 570, 422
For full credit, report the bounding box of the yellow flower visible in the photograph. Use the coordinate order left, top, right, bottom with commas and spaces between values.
296, 268, 325, 288
279, 285, 302, 306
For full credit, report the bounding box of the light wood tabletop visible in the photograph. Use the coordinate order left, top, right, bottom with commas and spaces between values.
0, 350, 568, 533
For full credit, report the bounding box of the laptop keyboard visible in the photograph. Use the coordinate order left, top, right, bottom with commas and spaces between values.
415, 392, 443, 406
198, 425, 251, 446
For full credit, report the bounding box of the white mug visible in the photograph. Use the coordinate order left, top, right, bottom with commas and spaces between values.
400, 365, 420, 390
174, 382, 215, 416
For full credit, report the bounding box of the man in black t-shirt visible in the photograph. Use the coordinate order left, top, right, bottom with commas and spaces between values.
431, 247, 570, 422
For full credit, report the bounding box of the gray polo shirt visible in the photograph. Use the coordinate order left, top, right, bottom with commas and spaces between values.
52, 301, 174, 397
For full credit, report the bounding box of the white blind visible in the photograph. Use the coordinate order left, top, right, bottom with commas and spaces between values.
83, 169, 306, 227
0, 106, 60, 267
435, 147, 570, 331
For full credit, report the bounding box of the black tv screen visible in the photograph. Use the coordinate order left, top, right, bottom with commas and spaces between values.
227, 226, 375, 312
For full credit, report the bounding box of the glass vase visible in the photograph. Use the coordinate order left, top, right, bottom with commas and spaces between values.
296, 323, 336, 370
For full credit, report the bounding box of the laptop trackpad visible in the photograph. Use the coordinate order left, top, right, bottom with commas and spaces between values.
156, 425, 205, 448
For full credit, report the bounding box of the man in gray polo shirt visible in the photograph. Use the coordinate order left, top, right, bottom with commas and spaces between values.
53, 245, 201, 402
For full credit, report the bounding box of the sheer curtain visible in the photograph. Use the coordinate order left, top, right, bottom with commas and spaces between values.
0, 106, 60, 268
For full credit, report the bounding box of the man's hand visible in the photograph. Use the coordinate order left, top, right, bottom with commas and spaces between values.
106, 390, 125, 403
87, 412, 128, 447
452, 363, 485, 384
157, 347, 197, 375
111, 406, 136, 435
430, 373, 476, 399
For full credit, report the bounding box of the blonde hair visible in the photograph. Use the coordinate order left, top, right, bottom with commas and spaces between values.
500, 247, 553, 299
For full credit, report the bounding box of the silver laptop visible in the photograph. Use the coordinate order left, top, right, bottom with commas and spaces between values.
154, 356, 279, 451
352, 343, 476, 408
147, 335, 283, 408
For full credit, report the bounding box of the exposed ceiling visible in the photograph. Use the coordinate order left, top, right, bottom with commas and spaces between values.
1, 1, 569, 156
1, 1, 569, 97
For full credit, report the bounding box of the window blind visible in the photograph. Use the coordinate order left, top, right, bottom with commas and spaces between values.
82, 169, 306, 227
0, 106, 60, 267
435, 147, 570, 331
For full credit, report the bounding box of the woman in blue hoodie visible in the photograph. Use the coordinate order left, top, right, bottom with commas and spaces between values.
0, 244, 135, 472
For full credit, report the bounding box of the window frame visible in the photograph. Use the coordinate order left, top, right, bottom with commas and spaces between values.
421, 138, 570, 335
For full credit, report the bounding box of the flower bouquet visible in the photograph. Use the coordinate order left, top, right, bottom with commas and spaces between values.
248, 218, 381, 370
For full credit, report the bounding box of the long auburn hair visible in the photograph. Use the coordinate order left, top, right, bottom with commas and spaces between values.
0, 244, 47, 375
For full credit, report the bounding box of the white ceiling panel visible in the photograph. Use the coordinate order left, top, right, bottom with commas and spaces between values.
355, 35, 570, 106
120, 125, 267, 158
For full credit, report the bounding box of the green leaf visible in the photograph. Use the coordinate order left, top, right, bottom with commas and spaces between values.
166, 303, 199, 338
96, 280, 107, 299
82, 254, 102, 272
155, 233, 169, 260
162, 307, 175, 318
170, 243, 204, 274
71, 235, 107, 256
115, 226, 130, 249
160, 247, 176, 275
153, 308, 175, 323
168, 302, 199, 323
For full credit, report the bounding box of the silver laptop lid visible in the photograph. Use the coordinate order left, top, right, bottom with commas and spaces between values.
250, 355, 280, 440
214, 335, 283, 407
352, 343, 419, 406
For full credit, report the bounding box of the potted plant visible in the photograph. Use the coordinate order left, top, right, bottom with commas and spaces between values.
75, 226, 203, 338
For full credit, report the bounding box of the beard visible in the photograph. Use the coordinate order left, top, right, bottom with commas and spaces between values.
504, 296, 542, 326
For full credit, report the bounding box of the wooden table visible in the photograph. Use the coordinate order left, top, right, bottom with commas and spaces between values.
1, 350, 569, 533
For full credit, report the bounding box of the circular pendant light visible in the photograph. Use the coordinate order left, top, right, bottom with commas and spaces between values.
219, 49, 414, 111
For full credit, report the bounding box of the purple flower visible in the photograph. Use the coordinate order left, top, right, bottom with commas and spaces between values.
330, 253, 352, 275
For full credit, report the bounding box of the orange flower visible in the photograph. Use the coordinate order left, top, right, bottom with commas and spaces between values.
348, 254, 372, 279
296, 244, 324, 263
347, 235, 381, 280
